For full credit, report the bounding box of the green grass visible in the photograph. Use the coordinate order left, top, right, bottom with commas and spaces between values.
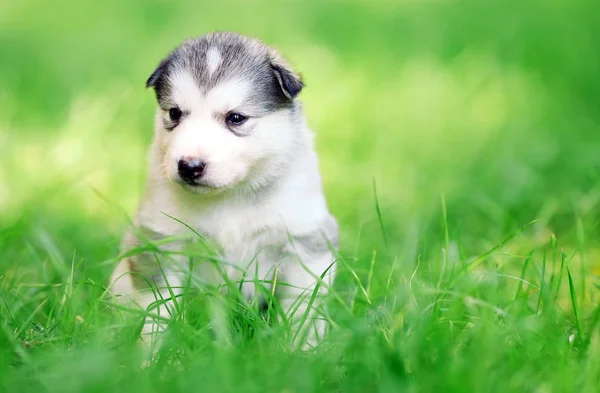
2, 1, 600, 392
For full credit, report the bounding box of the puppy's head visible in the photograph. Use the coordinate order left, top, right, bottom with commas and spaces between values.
146, 32, 304, 195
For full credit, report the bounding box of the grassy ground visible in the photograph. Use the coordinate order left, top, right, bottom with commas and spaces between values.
2, 1, 600, 392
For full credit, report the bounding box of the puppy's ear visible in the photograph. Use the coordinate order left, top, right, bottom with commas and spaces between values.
146, 59, 169, 88
270, 54, 304, 100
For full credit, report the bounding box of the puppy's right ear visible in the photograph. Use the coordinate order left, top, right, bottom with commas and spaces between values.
268, 49, 304, 100
146, 59, 169, 88
271, 62, 303, 100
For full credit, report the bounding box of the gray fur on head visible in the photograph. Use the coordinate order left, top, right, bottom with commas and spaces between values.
146, 32, 304, 112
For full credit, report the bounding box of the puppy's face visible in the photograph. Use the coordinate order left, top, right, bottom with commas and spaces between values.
146, 32, 304, 194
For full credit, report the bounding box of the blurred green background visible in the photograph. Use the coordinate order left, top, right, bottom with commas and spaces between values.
2, 0, 600, 391
2, 0, 599, 254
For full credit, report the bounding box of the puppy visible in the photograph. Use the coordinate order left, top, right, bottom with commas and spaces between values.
109, 32, 338, 352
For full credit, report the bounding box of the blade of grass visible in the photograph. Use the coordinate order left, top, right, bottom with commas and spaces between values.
513, 250, 533, 301
336, 256, 371, 306
575, 212, 586, 301
0, 287, 15, 322
567, 266, 583, 339
373, 178, 389, 252
384, 255, 399, 307
552, 251, 567, 303
292, 262, 336, 348
536, 249, 547, 314
154, 252, 181, 316
13, 298, 49, 338
434, 195, 450, 318
366, 250, 376, 298
449, 219, 540, 287
409, 255, 421, 308
437, 193, 450, 290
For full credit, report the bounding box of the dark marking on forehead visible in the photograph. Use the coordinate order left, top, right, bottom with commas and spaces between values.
146, 32, 303, 113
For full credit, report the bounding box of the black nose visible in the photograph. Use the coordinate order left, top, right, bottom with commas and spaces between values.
178, 158, 205, 182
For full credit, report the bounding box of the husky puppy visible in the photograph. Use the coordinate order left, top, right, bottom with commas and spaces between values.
109, 32, 338, 351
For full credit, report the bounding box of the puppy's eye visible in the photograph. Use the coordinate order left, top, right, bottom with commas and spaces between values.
169, 108, 182, 121
226, 112, 248, 126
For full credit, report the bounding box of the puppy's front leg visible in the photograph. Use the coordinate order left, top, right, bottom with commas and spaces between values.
111, 260, 183, 337
109, 228, 187, 356
277, 250, 336, 350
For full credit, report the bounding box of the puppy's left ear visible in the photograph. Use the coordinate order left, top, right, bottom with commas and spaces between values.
270, 53, 304, 100
146, 58, 169, 88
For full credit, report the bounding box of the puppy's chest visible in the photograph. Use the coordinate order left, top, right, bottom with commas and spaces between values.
190, 205, 287, 262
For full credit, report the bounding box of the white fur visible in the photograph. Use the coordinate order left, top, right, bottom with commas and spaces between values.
161, 73, 270, 190
205, 46, 222, 77
169, 70, 203, 108
110, 65, 336, 353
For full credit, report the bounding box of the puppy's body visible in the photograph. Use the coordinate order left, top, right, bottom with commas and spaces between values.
110, 32, 337, 350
